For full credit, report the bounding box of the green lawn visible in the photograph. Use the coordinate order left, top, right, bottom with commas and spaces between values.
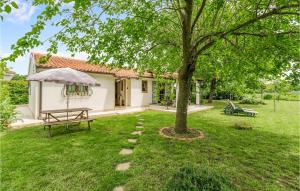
1, 100, 299, 191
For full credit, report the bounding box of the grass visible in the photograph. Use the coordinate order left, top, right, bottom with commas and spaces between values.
1, 100, 299, 191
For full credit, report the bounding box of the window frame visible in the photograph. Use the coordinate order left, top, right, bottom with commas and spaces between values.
66, 84, 89, 96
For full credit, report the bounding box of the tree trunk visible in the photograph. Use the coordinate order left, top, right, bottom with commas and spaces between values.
175, 75, 193, 133
208, 77, 217, 103
174, 0, 194, 134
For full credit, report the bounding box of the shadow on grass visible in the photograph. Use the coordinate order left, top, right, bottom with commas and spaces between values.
44, 123, 90, 137
219, 112, 257, 118
128, 112, 299, 190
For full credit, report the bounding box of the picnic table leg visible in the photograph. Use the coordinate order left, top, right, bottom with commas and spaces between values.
44, 113, 48, 130
88, 121, 91, 130
48, 125, 52, 137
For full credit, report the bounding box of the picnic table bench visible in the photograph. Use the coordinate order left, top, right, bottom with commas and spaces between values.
41, 108, 94, 136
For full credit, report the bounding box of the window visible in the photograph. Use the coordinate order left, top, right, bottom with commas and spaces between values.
142, 80, 148, 93
66, 84, 89, 96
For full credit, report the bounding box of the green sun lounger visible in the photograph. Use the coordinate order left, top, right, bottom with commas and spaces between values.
224, 100, 258, 117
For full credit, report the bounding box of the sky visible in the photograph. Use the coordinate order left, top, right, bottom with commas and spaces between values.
0, 0, 87, 75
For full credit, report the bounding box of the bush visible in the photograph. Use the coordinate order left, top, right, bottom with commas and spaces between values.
277, 93, 300, 101
4, 80, 28, 105
234, 121, 252, 130
263, 93, 300, 101
165, 166, 235, 191
0, 98, 16, 129
0, 82, 16, 130
239, 98, 266, 105
263, 94, 273, 100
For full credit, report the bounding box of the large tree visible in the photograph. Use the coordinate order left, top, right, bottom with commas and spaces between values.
1, 0, 299, 133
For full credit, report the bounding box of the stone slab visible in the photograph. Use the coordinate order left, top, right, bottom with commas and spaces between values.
131, 131, 143, 135
116, 162, 130, 171
128, 139, 137, 143
119, 148, 133, 155
113, 186, 124, 191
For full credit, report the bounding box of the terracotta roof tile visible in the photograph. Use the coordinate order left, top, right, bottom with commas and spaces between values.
32, 52, 153, 79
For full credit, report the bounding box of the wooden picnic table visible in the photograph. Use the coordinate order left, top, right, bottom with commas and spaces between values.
41, 107, 93, 136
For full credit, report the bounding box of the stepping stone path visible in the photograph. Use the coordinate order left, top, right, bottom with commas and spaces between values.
131, 131, 143, 135
114, 115, 145, 190
136, 125, 143, 129
116, 162, 131, 171
113, 186, 124, 191
119, 148, 133, 155
128, 139, 137, 143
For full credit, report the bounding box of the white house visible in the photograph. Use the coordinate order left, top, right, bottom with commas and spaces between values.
28, 52, 201, 119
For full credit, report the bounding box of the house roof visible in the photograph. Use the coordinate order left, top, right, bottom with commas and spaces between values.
32, 52, 154, 79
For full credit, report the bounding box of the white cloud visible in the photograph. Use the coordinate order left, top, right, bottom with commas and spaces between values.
4, 0, 36, 23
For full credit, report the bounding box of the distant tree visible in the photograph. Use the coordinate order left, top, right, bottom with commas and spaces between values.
286, 62, 300, 90
11, 74, 27, 81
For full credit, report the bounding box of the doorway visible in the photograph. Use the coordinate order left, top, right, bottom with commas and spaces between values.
115, 79, 126, 106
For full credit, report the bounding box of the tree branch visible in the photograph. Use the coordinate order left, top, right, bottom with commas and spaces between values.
192, 32, 222, 51
222, 36, 237, 47
277, 12, 300, 15
222, 3, 299, 36
144, 41, 180, 53
191, 0, 207, 32
194, 40, 215, 58
192, 3, 298, 52
232, 31, 299, 37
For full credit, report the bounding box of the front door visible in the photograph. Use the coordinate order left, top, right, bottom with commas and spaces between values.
115, 79, 126, 106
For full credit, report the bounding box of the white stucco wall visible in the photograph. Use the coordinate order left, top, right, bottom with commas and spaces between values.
28, 55, 40, 118
39, 73, 115, 114
130, 78, 153, 107
28, 81, 40, 119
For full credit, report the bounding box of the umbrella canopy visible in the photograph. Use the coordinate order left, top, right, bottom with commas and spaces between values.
28, 67, 100, 86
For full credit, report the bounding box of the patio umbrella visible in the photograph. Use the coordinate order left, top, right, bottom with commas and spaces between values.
28, 67, 100, 121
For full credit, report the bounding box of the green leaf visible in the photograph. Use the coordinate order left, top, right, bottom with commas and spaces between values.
11, 1, 18, 9
4, 5, 11, 13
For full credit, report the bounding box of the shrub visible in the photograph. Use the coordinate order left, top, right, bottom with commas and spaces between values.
239, 98, 266, 105
278, 93, 300, 101
234, 121, 252, 130
263, 94, 273, 100
0, 82, 16, 130
3, 80, 28, 105
165, 166, 235, 191
0, 98, 16, 129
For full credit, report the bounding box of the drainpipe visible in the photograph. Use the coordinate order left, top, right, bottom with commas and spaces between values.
38, 81, 42, 119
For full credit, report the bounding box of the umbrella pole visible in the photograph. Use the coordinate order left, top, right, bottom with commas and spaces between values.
67, 93, 69, 129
